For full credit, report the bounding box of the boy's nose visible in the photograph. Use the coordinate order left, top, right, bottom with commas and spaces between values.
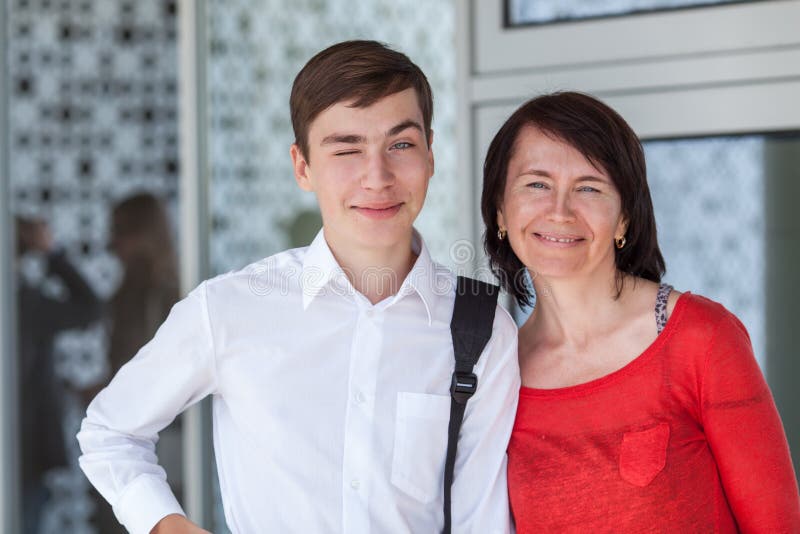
361, 152, 395, 189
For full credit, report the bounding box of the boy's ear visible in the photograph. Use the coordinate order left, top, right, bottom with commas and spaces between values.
427, 129, 435, 176
290, 144, 313, 192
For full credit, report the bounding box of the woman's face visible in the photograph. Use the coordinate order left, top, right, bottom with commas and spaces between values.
498, 126, 627, 282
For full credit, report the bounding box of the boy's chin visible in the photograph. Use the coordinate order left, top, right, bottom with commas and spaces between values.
352, 225, 414, 249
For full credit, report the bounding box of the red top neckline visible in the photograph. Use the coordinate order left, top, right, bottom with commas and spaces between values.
519, 291, 691, 399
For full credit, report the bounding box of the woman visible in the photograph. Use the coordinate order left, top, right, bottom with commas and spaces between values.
481, 92, 800, 532
107, 192, 180, 377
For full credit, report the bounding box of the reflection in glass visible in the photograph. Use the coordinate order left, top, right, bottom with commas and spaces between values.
507, 0, 743, 25
7, 0, 183, 531
15, 218, 102, 534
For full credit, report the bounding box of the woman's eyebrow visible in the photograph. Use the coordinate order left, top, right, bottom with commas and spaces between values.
575, 175, 608, 183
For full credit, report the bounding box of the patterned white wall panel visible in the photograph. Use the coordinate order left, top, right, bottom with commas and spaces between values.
207, 0, 459, 275
645, 136, 765, 365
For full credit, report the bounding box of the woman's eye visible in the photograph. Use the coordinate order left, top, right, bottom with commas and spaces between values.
527, 182, 548, 189
577, 186, 600, 193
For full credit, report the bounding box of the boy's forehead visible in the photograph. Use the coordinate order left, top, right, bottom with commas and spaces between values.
308, 89, 424, 138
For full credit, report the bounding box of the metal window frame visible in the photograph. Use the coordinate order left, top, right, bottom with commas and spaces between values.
1, 0, 21, 530
177, 0, 215, 528
474, 0, 800, 75
504, 0, 759, 29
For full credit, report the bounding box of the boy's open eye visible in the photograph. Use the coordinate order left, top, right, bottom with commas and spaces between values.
391, 142, 413, 150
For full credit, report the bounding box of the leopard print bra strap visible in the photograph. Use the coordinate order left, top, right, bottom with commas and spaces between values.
655, 283, 674, 335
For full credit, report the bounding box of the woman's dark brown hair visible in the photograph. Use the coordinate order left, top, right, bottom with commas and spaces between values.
481, 91, 665, 307
110, 192, 178, 287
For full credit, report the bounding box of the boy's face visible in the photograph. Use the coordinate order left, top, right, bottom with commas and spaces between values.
291, 88, 434, 255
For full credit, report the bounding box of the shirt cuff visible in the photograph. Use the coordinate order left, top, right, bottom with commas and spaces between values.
114, 474, 186, 534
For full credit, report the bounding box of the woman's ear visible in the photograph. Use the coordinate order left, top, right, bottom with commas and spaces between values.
616, 215, 628, 239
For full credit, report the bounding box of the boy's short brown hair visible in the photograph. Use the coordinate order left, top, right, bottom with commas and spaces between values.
290, 40, 433, 162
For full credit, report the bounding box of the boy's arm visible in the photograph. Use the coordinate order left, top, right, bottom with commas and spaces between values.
77, 282, 219, 534
151, 514, 211, 534
451, 306, 520, 534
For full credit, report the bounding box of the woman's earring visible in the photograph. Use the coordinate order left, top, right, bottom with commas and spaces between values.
615, 235, 627, 249
497, 228, 507, 241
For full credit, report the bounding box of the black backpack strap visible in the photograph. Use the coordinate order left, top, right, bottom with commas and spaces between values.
443, 276, 499, 534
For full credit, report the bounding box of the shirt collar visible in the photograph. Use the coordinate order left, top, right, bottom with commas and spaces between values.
396, 229, 438, 326
301, 228, 440, 325
301, 229, 347, 311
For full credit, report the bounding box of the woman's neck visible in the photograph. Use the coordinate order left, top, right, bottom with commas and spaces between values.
524, 269, 630, 350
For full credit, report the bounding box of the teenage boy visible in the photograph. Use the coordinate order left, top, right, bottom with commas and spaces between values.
78, 40, 520, 534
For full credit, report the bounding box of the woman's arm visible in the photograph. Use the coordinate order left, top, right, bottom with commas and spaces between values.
701, 312, 800, 532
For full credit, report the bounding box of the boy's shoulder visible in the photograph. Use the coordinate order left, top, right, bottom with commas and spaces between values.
202, 245, 309, 295
429, 263, 518, 338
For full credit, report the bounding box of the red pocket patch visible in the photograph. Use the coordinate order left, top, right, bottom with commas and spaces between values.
619, 422, 670, 487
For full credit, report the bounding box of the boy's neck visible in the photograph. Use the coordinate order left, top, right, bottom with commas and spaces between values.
323, 228, 418, 305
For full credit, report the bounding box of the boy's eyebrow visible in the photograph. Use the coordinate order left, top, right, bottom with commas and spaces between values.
320, 133, 366, 146
386, 119, 423, 137
319, 119, 423, 146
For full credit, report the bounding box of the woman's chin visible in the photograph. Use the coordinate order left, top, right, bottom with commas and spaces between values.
524, 260, 585, 282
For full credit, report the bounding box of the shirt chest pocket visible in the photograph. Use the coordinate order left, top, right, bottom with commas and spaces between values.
391, 392, 452, 503
618, 422, 670, 487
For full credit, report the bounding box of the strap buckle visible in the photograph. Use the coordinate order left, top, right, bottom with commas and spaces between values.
450, 372, 478, 404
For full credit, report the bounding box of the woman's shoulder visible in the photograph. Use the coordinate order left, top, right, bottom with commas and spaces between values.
676, 291, 736, 322
669, 291, 750, 345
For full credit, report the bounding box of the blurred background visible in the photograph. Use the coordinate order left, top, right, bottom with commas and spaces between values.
1, 0, 798, 532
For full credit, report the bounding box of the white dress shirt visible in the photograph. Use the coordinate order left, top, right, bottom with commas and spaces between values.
77, 229, 520, 534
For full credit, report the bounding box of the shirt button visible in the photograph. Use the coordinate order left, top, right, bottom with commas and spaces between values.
350, 478, 360, 490
354, 391, 365, 404
364, 309, 374, 318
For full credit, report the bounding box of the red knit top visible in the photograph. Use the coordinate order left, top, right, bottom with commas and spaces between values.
508, 293, 800, 533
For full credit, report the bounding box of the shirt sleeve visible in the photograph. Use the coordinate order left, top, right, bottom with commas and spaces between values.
451, 306, 520, 534
76, 281, 219, 534
700, 312, 800, 533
